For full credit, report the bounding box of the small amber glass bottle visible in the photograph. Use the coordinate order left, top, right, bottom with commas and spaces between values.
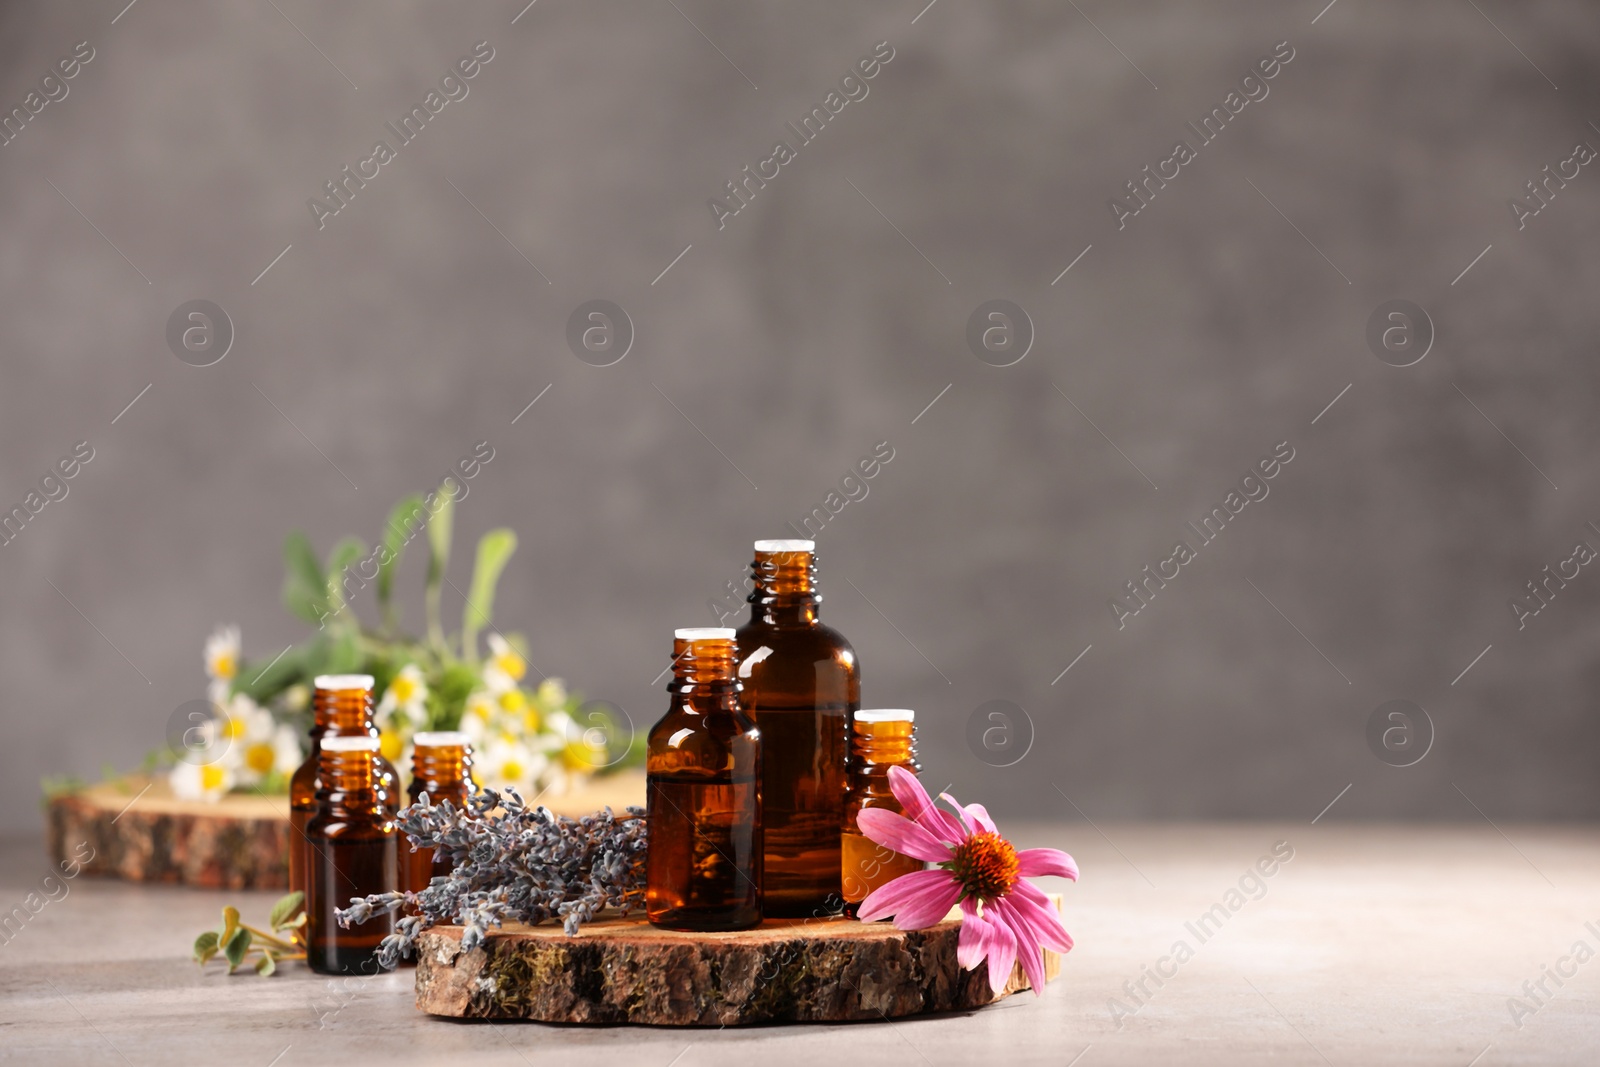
289, 675, 401, 899
402, 731, 476, 895
736, 539, 859, 916
646, 627, 763, 931
304, 735, 397, 975
841, 709, 925, 915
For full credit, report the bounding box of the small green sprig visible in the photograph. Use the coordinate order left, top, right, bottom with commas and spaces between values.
192, 892, 306, 976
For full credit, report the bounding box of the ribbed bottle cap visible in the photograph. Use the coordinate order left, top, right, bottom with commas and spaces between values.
855, 709, 915, 723
314, 674, 375, 691
754, 539, 814, 552
674, 627, 737, 641
412, 731, 471, 747
320, 735, 380, 753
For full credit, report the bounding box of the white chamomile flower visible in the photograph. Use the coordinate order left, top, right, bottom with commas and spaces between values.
271, 723, 301, 776
231, 695, 280, 787
535, 677, 567, 709
479, 738, 542, 791
377, 664, 429, 730
169, 720, 239, 802
482, 633, 527, 693
461, 690, 497, 744
204, 625, 241, 682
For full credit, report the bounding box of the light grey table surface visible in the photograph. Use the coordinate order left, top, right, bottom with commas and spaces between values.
2, 822, 1596, 1066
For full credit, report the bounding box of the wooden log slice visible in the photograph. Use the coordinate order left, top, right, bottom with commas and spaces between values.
414, 902, 1063, 1025
44, 772, 647, 891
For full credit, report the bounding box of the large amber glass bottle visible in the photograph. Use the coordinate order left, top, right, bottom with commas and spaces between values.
841, 709, 925, 915
304, 735, 397, 975
735, 539, 859, 916
289, 675, 400, 898
646, 627, 763, 931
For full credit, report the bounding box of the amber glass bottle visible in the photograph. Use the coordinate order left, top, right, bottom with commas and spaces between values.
304, 735, 397, 975
735, 539, 858, 916
402, 731, 476, 895
646, 628, 762, 931
289, 675, 400, 899
841, 709, 925, 916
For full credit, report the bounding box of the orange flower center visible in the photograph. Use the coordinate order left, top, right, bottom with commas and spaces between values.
949, 830, 1019, 901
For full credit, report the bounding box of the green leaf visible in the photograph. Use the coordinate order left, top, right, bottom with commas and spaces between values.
269, 891, 304, 931
220, 905, 240, 945
323, 536, 367, 620
193, 930, 220, 964
461, 529, 517, 661
425, 487, 455, 649
222, 926, 251, 972
255, 953, 276, 977
377, 494, 426, 627
282, 531, 329, 624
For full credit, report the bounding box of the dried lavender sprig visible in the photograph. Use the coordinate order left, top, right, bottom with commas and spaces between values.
335, 786, 647, 969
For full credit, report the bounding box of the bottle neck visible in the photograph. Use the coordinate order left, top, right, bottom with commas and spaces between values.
851, 719, 918, 768
312, 687, 375, 735
315, 749, 384, 811
748, 548, 820, 626
668, 635, 742, 705
409, 744, 475, 800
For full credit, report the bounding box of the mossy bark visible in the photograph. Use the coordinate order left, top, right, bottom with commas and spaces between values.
413, 909, 1062, 1025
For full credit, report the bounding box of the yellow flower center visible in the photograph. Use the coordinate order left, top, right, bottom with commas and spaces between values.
245, 743, 276, 775
498, 689, 527, 714
211, 653, 237, 679
220, 714, 245, 739
379, 730, 404, 762
522, 709, 542, 734
494, 650, 526, 682
500, 759, 524, 781
200, 764, 228, 792
948, 830, 1019, 902
391, 674, 418, 703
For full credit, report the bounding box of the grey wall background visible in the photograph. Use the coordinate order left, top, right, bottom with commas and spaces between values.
3, 0, 1598, 827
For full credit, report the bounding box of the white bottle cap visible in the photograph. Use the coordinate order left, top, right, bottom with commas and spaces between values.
320, 735, 380, 753
412, 731, 472, 748
674, 627, 737, 641
754, 539, 814, 552
855, 709, 915, 723
314, 674, 375, 691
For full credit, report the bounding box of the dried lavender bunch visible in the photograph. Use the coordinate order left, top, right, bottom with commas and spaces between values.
335, 786, 647, 969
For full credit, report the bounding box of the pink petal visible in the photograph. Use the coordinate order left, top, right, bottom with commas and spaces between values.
1017, 847, 1079, 882
1009, 879, 1074, 953
855, 807, 953, 864
992, 898, 1048, 996
857, 868, 962, 930
857, 870, 953, 927
956, 898, 990, 970
980, 905, 1018, 996
962, 802, 998, 834
888, 767, 965, 841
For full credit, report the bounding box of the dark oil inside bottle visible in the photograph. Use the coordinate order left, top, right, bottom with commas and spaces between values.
645, 772, 762, 930
841, 711, 924, 915
646, 629, 763, 931
403, 735, 475, 896
305, 825, 397, 975
304, 743, 398, 976
736, 544, 858, 916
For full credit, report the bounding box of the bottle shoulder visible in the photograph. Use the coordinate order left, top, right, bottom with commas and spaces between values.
736, 620, 858, 669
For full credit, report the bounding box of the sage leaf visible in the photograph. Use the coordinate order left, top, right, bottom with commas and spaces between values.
255, 953, 276, 977
269, 891, 304, 931
193, 930, 219, 964
222, 926, 251, 972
